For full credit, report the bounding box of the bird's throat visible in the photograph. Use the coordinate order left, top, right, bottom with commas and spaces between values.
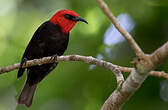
50, 17, 77, 34
61, 22, 76, 33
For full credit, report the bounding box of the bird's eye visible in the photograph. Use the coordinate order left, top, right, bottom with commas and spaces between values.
64, 14, 74, 20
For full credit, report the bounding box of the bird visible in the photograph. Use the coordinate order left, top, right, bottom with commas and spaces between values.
17, 9, 88, 107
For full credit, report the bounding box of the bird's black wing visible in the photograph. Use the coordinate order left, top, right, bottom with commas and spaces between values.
17, 21, 69, 85
17, 22, 49, 78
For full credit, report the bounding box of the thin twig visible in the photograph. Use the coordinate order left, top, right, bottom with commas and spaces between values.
0, 55, 124, 86
97, 0, 144, 57
118, 66, 168, 80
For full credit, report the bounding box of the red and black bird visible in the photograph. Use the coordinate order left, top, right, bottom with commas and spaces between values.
17, 9, 88, 107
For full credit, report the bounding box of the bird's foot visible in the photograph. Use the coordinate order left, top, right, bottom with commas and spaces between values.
20, 58, 28, 68
50, 54, 58, 62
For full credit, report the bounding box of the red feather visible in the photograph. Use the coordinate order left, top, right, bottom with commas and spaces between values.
50, 9, 79, 33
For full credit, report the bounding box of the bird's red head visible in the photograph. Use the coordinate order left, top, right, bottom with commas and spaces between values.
50, 9, 88, 33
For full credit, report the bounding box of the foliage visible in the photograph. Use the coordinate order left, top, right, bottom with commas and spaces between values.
0, 0, 168, 110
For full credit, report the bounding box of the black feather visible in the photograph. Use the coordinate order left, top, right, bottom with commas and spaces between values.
18, 21, 69, 107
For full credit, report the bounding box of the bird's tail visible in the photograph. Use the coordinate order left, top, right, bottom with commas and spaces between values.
18, 81, 37, 107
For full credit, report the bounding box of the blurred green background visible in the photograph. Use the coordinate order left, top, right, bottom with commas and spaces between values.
0, 0, 168, 110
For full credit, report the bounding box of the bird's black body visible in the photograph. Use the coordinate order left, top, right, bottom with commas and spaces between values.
17, 21, 69, 106
18, 21, 69, 85
17, 9, 88, 107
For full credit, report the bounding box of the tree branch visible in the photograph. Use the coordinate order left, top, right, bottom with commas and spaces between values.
118, 66, 168, 80
0, 55, 167, 83
151, 41, 168, 67
97, 0, 144, 57
0, 1, 168, 109
97, 0, 168, 110
0, 55, 124, 87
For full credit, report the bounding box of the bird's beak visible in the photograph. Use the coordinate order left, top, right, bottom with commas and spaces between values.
74, 16, 88, 24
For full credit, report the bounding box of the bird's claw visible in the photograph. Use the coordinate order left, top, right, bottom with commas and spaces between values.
20, 58, 28, 69
50, 54, 58, 62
